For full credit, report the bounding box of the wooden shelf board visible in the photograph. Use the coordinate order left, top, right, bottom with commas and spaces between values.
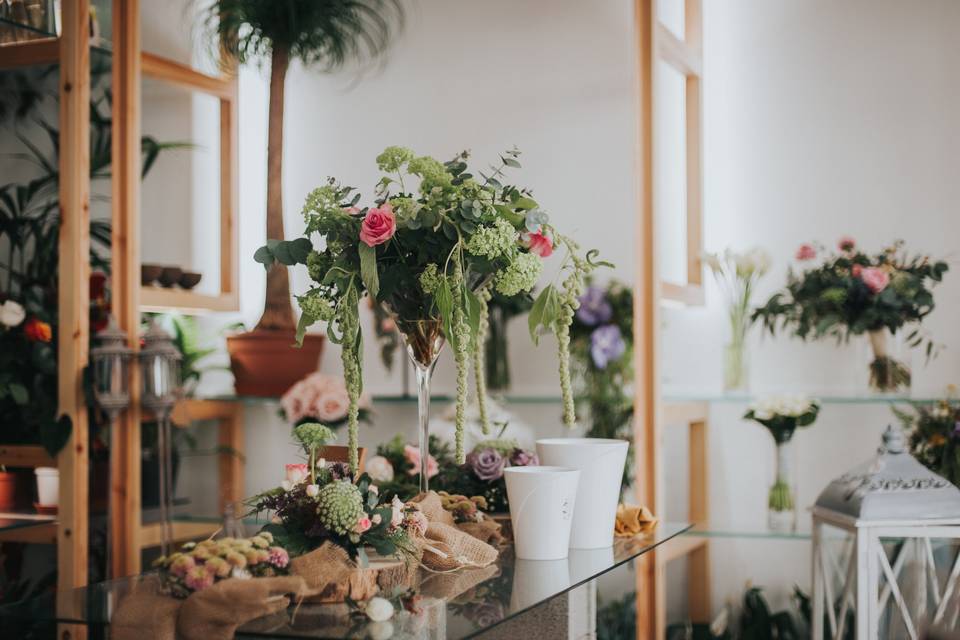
0, 445, 56, 468
140, 286, 238, 313
139, 521, 221, 548
0, 38, 59, 69
0, 521, 58, 544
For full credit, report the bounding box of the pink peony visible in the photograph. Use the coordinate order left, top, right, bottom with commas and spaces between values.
360, 204, 396, 247
795, 244, 817, 261
524, 231, 554, 258
313, 388, 351, 422
860, 267, 890, 294
838, 236, 856, 252
285, 463, 309, 485
355, 517, 372, 534
403, 444, 439, 478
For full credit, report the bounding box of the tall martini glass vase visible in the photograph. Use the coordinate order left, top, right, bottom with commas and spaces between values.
393, 314, 445, 493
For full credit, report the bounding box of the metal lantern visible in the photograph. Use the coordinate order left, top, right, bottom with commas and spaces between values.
812, 426, 960, 640
90, 316, 133, 418
140, 319, 182, 556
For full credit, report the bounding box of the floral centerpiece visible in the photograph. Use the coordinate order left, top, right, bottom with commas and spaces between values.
744, 395, 820, 531
569, 281, 634, 489
247, 423, 422, 567
366, 434, 453, 501
254, 146, 609, 488
895, 390, 960, 487
754, 238, 948, 393
435, 439, 539, 513
154, 533, 290, 598
703, 248, 770, 391
280, 372, 371, 429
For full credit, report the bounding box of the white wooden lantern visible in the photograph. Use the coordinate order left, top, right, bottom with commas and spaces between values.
812, 426, 960, 640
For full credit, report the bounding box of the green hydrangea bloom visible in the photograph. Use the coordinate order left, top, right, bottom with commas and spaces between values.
419, 263, 444, 294
315, 481, 365, 536
466, 218, 518, 260
376, 146, 414, 173
297, 290, 335, 322
301, 185, 341, 220
408, 156, 452, 191
495, 252, 543, 296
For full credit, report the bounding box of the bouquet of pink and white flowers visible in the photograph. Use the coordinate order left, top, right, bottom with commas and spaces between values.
280, 372, 371, 429
155, 533, 290, 598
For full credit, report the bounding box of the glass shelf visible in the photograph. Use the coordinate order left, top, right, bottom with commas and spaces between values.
0, 511, 56, 533
681, 523, 812, 541
0, 14, 56, 42
662, 392, 938, 405
197, 393, 566, 406
1, 523, 691, 639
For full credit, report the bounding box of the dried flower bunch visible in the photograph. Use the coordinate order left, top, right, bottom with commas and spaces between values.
895, 390, 960, 487
255, 147, 610, 470
155, 533, 290, 598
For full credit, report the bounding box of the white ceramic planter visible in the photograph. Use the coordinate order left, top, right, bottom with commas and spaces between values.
35, 467, 59, 506
536, 438, 628, 549
510, 558, 571, 611
504, 466, 580, 560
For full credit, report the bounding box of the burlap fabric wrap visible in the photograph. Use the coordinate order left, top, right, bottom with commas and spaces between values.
110, 574, 307, 640
409, 492, 499, 572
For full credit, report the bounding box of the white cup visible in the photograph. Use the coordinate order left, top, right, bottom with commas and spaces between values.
510, 558, 571, 611
35, 467, 59, 507
536, 438, 628, 549
504, 466, 580, 560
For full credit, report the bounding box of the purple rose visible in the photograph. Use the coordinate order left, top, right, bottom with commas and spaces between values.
466, 448, 505, 481
575, 286, 612, 326
509, 448, 539, 467
590, 325, 626, 369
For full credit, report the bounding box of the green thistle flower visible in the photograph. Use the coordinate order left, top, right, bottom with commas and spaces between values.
315, 481, 365, 536
495, 252, 543, 296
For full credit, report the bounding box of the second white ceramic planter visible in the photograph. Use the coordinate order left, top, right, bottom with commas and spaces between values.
504, 465, 580, 560
536, 438, 628, 549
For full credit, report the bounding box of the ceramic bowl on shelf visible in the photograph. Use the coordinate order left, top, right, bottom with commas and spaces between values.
158, 266, 183, 288
141, 264, 163, 285
178, 271, 202, 289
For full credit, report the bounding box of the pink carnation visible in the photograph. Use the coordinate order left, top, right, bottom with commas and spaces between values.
403, 444, 439, 478
795, 244, 817, 261
860, 267, 890, 294
838, 236, 856, 252
268, 546, 289, 569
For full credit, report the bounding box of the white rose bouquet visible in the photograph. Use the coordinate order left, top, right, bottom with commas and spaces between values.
744, 394, 820, 444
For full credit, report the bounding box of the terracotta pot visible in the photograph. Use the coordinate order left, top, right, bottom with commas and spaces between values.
227, 330, 325, 397
0, 471, 18, 511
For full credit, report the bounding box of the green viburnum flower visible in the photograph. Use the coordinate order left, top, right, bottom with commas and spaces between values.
419, 263, 443, 294
466, 218, 518, 260
390, 196, 419, 223
294, 422, 336, 451
408, 156, 452, 191
495, 252, 543, 296
301, 184, 342, 220
297, 291, 336, 322
315, 481, 365, 537
376, 146, 414, 173
306, 251, 328, 282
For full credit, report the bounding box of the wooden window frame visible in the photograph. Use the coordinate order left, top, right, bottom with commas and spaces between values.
138, 52, 239, 313
654, 0, 704, 306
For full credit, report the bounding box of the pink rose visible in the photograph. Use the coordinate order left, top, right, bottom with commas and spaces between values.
838, 236, 856, 252
355, 516, 372, 534
285, 463, 309, 485
524, 231, 554, 258
795, 244, 817, 261
313, 388, 351, 422
403, 444, 439, 478
860, 267, 890, 294
360, 204, 396, 247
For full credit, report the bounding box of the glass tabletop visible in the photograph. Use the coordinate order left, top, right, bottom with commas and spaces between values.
3, 523, 689, 639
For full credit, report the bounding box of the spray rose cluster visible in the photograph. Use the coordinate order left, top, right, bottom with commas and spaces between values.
155, 533, 290, 598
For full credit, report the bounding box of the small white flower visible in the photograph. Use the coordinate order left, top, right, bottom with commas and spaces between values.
369, 484, 379, 496
372, 514, 382, 525
390, 495, 404, 528
281, 480, 292, 492
367, 621, 394, 640
0, 301, 25, 328
231, 567, 252, 580
365, 597, 394, 622
366, 455, 394, 482
317, 457, 326, 469
305, 483, 320, 497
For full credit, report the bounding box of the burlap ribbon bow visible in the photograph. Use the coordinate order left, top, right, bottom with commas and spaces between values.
408, 491, 500, 572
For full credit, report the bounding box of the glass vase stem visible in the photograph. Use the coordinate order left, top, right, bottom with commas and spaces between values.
415, 362, 432, 494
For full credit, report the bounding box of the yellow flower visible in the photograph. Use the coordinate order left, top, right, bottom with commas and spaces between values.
225, 551, 247, 568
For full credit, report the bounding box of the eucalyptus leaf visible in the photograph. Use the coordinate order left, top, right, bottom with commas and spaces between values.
253, 245, 274, 270
358, 243, 380, 298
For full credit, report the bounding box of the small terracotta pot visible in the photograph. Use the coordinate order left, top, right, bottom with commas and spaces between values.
0, 472, 18, 511
227, 330, 325, 397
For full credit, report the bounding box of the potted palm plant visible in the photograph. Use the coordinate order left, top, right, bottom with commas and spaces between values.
207, 0, 405, 397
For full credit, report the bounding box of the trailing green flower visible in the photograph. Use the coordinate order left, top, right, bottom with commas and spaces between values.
451, 249, 470, 463
315, 481, 365, 536
474, 286, 492, 434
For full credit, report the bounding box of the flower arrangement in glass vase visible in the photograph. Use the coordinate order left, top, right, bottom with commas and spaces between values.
703, 248, 771, 391
753, 238, 948, 394
569, 281, 634, 489
894, 388, 960, 487
280, 372, 371, 429
254, 146, 610, 489
744, 395, 820, 531
154, 533, 290, 598
247, 423, 421, 566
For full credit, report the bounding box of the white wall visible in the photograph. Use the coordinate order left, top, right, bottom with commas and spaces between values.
658, 0, 960, 621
